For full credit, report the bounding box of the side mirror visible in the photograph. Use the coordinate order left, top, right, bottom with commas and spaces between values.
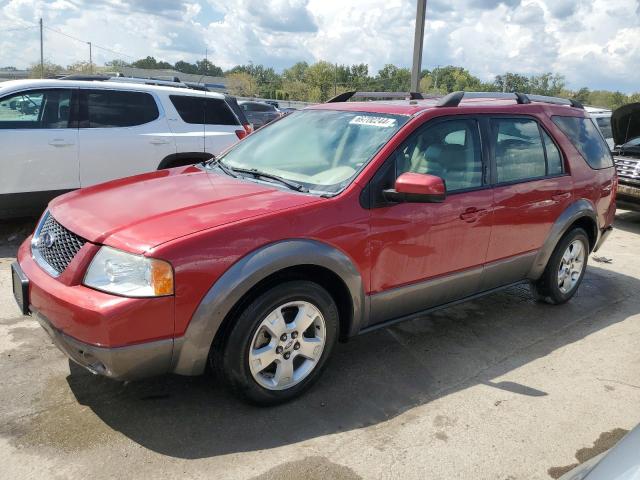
383, 172, 446, 203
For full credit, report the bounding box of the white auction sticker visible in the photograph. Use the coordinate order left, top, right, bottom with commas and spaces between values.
349, 116, 397, 127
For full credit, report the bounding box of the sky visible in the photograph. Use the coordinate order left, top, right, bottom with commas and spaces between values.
0, 0, 638, 92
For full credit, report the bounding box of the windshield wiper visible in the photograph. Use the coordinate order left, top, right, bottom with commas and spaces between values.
230, 167, 308, 192
203, 156, 238, 178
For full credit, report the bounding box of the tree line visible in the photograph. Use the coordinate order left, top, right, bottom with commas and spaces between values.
26, 56, 639, 110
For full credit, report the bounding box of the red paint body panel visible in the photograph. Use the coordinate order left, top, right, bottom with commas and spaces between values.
18, 100, 617, 349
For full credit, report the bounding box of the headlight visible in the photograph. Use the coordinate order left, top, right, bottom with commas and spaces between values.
83, 246, 174, 297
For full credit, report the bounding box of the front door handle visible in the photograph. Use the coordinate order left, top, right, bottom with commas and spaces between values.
460, 207, 487, 223
551, 192, 571, 202
149, 138, 171, 145
48, 139, 74, 147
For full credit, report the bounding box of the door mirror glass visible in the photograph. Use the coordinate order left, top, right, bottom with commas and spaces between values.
384, 172, 446, 203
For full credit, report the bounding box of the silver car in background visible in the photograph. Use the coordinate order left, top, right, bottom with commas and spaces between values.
238, 100, 282, 129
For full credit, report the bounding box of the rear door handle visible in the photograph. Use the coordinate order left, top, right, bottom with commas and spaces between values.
48, 139, 74, 147
551, 192, 571, 202
149, 138, 171, 145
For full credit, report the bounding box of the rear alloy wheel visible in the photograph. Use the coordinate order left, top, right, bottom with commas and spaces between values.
531, 228, 589, 304
215, 281, 338, 405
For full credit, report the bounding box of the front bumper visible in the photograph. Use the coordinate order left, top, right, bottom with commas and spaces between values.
616, 181, 640, 212
15, 237, 177, 381
35, 308, 173, 380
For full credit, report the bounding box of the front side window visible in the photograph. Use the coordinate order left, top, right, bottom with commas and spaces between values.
552, 116, 613, 169
218, 110, 408, 194
0, 89, 72, 129
85, 90, 159, 128
170, 95, 239, 125
395, 118, 483, 192
492, 118, 547, 183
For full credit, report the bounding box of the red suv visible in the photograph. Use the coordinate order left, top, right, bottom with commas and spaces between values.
12, 91, 616, 405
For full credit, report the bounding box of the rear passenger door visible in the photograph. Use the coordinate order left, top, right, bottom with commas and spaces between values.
483, 116, 572, 288
78, 89, 176, 187
167, 95, 241, 157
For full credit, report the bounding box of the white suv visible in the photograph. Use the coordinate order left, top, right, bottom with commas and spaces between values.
0, 78, 247, 218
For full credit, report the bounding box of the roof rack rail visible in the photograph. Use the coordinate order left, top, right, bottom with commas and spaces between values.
326, 91, 425, 103
59, 74, 111, 81
435, 91, 584, 109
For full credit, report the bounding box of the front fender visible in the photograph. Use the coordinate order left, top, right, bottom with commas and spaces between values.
171, 239, 365, 376
527, 199, 598, 280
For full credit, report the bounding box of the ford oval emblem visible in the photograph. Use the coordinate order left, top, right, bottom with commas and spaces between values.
41, 232, 56, 249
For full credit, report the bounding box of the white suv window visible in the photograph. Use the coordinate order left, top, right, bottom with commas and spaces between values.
84, 90, 159, 128
169, 95, 239, 125
0, 89, 73, 129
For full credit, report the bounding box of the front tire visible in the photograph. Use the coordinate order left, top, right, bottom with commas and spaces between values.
214, 281, 339, 405
531, 228, 589, 305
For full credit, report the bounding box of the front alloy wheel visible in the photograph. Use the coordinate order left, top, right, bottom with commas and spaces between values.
214, 281, 339, 405
249, 301, 326, 390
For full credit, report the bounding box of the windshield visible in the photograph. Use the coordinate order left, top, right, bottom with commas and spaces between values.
216, 109, 408, 194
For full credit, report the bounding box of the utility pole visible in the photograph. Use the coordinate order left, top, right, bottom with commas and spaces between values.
88, 41, 92, 74
39, 18, 44, 78
410, 0, 427, 92
334, 63, 337, 95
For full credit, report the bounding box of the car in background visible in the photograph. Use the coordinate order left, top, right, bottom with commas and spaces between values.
612, 102, 640, 211
559, 423, 640, 480
264, 100, 279, 108
238, 100, 281, 129
585, 106, 614, 149
0, 78, 247, 218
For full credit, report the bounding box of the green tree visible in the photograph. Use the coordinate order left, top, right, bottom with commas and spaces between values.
131, 56, 172, 69
174, 60, 197, 74
104, 59, 130, 68
376, 64, 411, 91
28, 60, 64, 78
195, 59, 223, 77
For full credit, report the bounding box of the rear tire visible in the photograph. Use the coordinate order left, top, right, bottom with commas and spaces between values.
530, 228, 589, 305
213, 281, 339, 405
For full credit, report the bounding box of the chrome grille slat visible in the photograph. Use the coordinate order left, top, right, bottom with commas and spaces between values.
33, 214, 86, 275
614, 156, 640, 179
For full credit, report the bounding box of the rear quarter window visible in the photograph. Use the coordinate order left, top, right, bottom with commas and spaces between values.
552, 116, 613, 169
170, 95, 239, 126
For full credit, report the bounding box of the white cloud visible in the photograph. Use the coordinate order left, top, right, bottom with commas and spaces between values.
0, 0, 637, 92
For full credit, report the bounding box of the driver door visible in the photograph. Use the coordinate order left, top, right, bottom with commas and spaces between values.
366, 117, 494, 326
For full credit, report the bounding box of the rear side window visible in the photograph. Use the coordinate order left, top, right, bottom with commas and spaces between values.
85, 90, 159, 128
0, 89, 73, 129
552, 116, 613, 169
492, 118, 546, 183
170, 95, 239, 125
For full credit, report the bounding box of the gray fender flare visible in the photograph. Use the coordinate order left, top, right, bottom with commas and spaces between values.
527, 199, 598, 280
171, 239, 366, 376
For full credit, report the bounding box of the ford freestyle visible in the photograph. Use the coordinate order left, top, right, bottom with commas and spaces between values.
12, 91, 617, 405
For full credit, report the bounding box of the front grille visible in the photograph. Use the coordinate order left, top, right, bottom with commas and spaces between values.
615, 156, 640, 180
33, 214, 86, 275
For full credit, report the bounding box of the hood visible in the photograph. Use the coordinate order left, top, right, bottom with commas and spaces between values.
49, 166, 322, 253
611, 102, 640, 146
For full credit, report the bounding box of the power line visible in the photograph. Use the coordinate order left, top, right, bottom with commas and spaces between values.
43, 25, 135, 60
